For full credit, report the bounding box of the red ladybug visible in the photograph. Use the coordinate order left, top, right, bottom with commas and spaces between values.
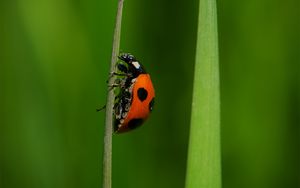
113, 53, 155, 133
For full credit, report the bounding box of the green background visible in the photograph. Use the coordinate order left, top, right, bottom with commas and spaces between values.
0, 0, 299, 188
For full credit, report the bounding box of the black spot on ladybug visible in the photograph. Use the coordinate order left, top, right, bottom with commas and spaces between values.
149, 98, 155, 112
137, 88, 148, 101
128, 118, 144, 130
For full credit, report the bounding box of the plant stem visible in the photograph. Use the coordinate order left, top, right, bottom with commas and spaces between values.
185, 0, 221, 188
103, 0, 124, 188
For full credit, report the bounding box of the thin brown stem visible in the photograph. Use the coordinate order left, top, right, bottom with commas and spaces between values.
102, 0, 124, 188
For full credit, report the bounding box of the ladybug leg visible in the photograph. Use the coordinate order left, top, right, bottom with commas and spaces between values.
107, 72, 131, 83
107, 73, 122, 83
106, 63, 132, 83
106, 63, 128, 82
96, 105, 106, 112
109, 72, 128, 77
108, 83, 120, 91
108, 78, 127, 91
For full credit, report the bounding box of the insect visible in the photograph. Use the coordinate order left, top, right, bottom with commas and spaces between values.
112, 53, 155, 133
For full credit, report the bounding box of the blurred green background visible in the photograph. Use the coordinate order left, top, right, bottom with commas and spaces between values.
0, 0, 299, 188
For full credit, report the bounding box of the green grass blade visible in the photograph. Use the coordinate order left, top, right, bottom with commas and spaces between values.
185, 0, 221, 188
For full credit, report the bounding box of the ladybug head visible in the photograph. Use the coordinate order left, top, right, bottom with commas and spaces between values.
119, 53, 136, 63
118, 53, 146, 76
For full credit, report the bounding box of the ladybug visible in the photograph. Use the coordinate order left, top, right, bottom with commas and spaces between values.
112, 53, 155, 133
